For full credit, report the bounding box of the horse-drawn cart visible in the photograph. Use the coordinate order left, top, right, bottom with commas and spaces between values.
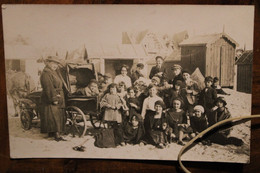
19, 61, 104, 137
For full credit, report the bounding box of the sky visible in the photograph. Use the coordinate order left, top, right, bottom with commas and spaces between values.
2, 5, 255, 57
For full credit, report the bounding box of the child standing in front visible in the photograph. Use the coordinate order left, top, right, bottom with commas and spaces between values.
100, 83, 124, 127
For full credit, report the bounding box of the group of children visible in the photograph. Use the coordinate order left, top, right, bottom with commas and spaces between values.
76, 61, 243, 148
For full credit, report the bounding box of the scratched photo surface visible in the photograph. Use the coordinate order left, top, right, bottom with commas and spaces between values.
2, 5, 254, 163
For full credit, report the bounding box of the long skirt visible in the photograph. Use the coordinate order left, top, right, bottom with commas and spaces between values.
40, 104, 65, 133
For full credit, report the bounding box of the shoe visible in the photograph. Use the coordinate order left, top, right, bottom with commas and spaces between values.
54, 137, 67, 142
120, 142, 126, 146
177, 140, 185, 146
157, 143, 165, 149
73, 146, 85, 152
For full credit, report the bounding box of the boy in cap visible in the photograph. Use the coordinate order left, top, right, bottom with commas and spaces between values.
198, 76, 217, 116
149, 56, 167, 79
131, 63, 144, 84
169, 64, 184, 87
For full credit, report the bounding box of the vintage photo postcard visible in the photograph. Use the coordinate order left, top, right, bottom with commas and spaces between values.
2, 5, 254, 163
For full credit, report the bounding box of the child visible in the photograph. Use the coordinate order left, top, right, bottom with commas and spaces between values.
125, 87, 141, 121
123, 115, 145, 145
76, 79, 99, 96
198, 76, 217, 115
99, 73, 112, 94
169, 80, 183, 107
189, 105, 210, 145
141, 84, 163, 119
165, 98, 187, 144
212, 77, 230, 95
151, 76, 160, 87
180, 70, 200, 116
117, 81, 127, 98
208, 97, 243, 146
100, 83, 124, 127
144, 100, 169, 148
157, 77, 173, 107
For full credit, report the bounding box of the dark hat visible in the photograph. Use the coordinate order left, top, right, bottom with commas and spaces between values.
155, 56, 164, 61
205, 76, 213, 82
213, 77, 219, 82
154, 100, 166, 109
182, 69, 191, 75
175, 80, 183, 86
171, 64, 182, 70
137, 63, 144, 69
215, 96, 227, 106
45, 56, 61, 64
104, 73, 112, 78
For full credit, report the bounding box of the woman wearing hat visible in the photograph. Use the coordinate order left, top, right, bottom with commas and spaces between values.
40, 56, 66, 141
208, 97, 243, 146
144, 100, 169, 148
149, 56, 167, 79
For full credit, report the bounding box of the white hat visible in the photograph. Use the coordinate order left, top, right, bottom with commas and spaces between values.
194, 105, 204, 114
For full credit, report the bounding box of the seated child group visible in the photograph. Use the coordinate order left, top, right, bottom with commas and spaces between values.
77, 56, 243, 149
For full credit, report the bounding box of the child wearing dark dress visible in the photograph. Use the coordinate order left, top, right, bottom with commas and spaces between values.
189, 105, 211, 145
123, 115, 145, 145
125, 87, 141, 121
198, 76, 217, 116
166, 98, 191, 145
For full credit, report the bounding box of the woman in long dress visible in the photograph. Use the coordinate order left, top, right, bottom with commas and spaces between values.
40, 56, 66, 141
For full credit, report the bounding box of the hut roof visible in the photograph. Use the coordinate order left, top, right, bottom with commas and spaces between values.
67, 44, 148, 60
4, 45, 39, 60
179, 32, 239, 47
122, 30, 149, 44
236, 50, 253, 65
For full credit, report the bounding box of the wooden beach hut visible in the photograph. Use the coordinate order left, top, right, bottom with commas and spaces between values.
179, 32, 239, 87
236, 50, 253, 93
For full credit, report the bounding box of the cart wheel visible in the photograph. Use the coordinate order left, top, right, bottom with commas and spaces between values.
20, 110, 32, 130
65, 106, 87, 137
89, 112, 103, 129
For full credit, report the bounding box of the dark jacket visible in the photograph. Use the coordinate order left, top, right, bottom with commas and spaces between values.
40, 66, 65, 133
198, 87, 217, 111
149, 65, 167, 79
131, 70, 144, 84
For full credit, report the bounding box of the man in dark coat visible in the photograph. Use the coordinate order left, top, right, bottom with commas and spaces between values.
149, 56, 167, 79
40, 56, 66, 141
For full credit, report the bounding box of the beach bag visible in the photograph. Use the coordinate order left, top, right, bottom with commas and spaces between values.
94, 128, 116, 148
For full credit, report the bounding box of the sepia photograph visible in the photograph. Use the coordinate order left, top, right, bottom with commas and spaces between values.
2, 5, 254, 163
